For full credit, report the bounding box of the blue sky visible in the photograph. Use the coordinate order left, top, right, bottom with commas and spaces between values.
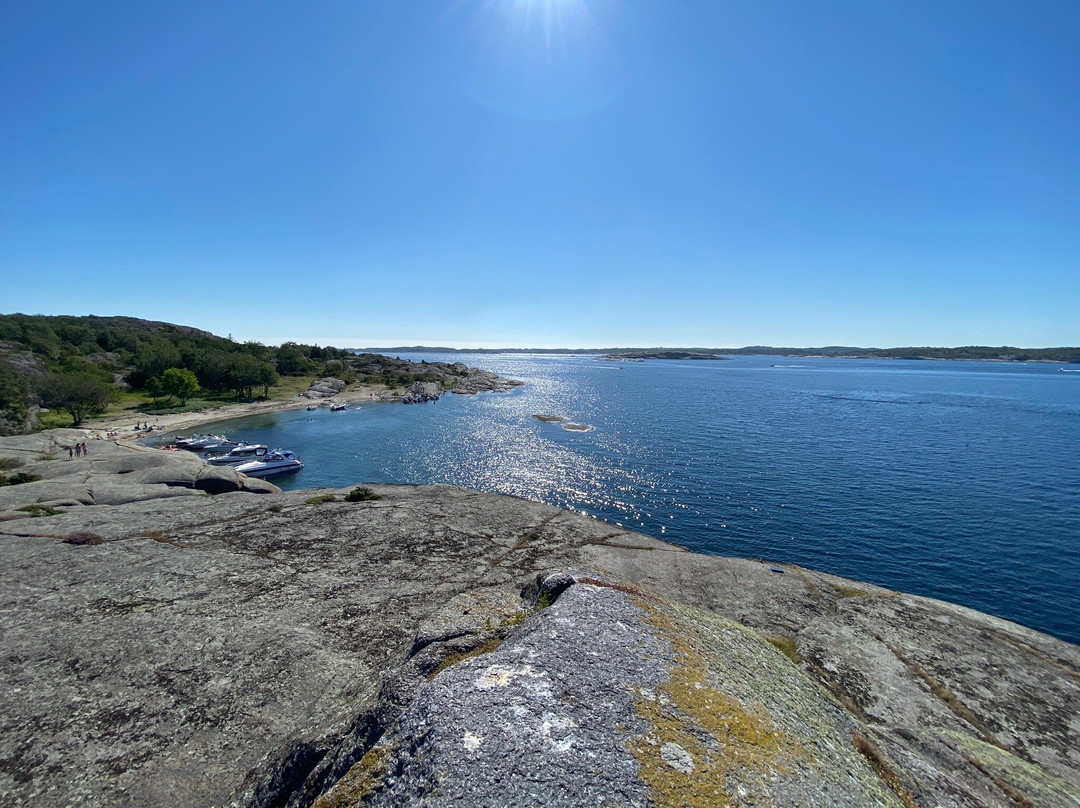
2, 1, 1077, 348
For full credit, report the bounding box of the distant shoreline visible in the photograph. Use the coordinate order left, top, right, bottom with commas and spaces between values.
357, 346, 1080, 364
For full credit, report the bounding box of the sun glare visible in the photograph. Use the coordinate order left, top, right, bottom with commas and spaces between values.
508, 0, 592, 49
461, 0, 621, 119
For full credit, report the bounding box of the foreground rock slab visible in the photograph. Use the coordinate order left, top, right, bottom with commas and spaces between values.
0, 484, 1077, 807
0, 430, 278, 519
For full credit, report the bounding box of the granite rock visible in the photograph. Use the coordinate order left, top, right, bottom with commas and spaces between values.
0, 470, 1076, 807
302, 378, 347, 399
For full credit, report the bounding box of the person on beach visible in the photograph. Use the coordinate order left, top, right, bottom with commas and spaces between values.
74, 444, 81, 457
68, 446, 73, 460
82, 442, 88, 456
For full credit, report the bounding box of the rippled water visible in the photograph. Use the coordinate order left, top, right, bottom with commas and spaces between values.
171, 355, 1080, 644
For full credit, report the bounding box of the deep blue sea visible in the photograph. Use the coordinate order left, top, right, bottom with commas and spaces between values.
166, 355, 1080, 645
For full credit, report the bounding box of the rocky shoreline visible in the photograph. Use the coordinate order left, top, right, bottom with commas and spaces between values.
0, 430, 1077, 807
78, 357, 523, 445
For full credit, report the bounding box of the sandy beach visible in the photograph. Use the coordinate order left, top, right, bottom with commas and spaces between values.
83, 385, 391, 443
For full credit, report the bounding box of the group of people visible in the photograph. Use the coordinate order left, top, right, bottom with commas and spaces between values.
68, 442, 89, 459
133, 421, 160, 432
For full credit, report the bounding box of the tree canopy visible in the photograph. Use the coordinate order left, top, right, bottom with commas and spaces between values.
37, 373, 117, 427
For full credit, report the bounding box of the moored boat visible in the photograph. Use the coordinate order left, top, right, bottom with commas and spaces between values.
198, 438, 239, 454
235, 449, 304, 478
205, 444, 270, 466
175, 434, 229, 451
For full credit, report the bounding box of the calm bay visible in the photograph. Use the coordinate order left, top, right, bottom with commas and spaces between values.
175, 354, 1080, 644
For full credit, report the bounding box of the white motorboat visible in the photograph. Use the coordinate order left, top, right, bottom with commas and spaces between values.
175, 434, 229, 451
235, 449, 304, 478
199, 438, 239, 454
205, 444, 270, 466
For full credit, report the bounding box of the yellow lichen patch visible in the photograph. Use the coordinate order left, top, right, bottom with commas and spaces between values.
949, 731, 1080, 808
629, 601, 807, 808
311, 745, 391, 808
427, 637, 503, 681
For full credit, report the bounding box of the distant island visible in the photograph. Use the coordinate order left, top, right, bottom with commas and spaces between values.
358, 345, 1080, 363
602, 350, 729, 361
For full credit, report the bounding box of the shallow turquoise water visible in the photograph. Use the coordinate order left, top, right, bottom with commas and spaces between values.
163, 355, 1080, 644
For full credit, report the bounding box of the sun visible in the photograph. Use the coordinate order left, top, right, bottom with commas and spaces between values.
508, 0, 592, 49
458, 0, 620, 119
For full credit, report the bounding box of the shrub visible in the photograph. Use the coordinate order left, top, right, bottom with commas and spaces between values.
63, 532, 104, 546
305, 494, 337, 505
18, 504, 61, 517
345, 486, 381, 502
0, 471, 41, 486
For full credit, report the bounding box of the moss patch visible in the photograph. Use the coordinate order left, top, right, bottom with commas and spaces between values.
305, 494, 337, 505
768, 635, 802, 665
428, 637, 503, 681
345, 486, 381, 502
0, 471, 41, 486
629, 602, 807, 808
18, 504, 61, 517
311, 745, 392, 808
950, 732, 1080, 808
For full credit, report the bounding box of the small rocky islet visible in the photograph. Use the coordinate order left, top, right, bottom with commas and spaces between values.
0, 429, 1077, 807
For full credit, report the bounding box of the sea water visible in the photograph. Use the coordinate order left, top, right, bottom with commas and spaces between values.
177, 355, 1080, 644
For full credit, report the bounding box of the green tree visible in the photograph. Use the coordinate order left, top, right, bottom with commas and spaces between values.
275, 342, 314, 375
38, 373, 117, 427
0, 364, 29, 435
225, 353, 263, 399
144, 376, 165, 404
256, 362, 279, 398
161, 367, 200, 405
130, 339, 182, 387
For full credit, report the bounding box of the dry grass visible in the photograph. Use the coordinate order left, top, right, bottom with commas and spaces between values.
427, 638, 503, 681
852, 731, 920, 808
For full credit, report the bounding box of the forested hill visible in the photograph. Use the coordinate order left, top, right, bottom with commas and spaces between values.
0, 313, 351, 434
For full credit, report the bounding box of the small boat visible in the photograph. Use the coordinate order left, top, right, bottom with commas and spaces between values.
306, 405, 318, 410
175, 434, 229, 451
330, 403, 347, 411
235, 449, 304, 478
198, 438, 239, 454
205, 444, 269, 466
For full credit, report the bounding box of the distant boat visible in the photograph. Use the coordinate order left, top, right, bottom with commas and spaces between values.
1059, 368, 1080, 373
330, 403, 347, 411
235, 449, 304, 477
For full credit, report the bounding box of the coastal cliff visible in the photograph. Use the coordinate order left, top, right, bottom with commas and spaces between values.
0, 434, 1077, 807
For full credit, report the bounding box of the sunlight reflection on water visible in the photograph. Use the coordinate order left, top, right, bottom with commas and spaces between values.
178, 354, 1080, 644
